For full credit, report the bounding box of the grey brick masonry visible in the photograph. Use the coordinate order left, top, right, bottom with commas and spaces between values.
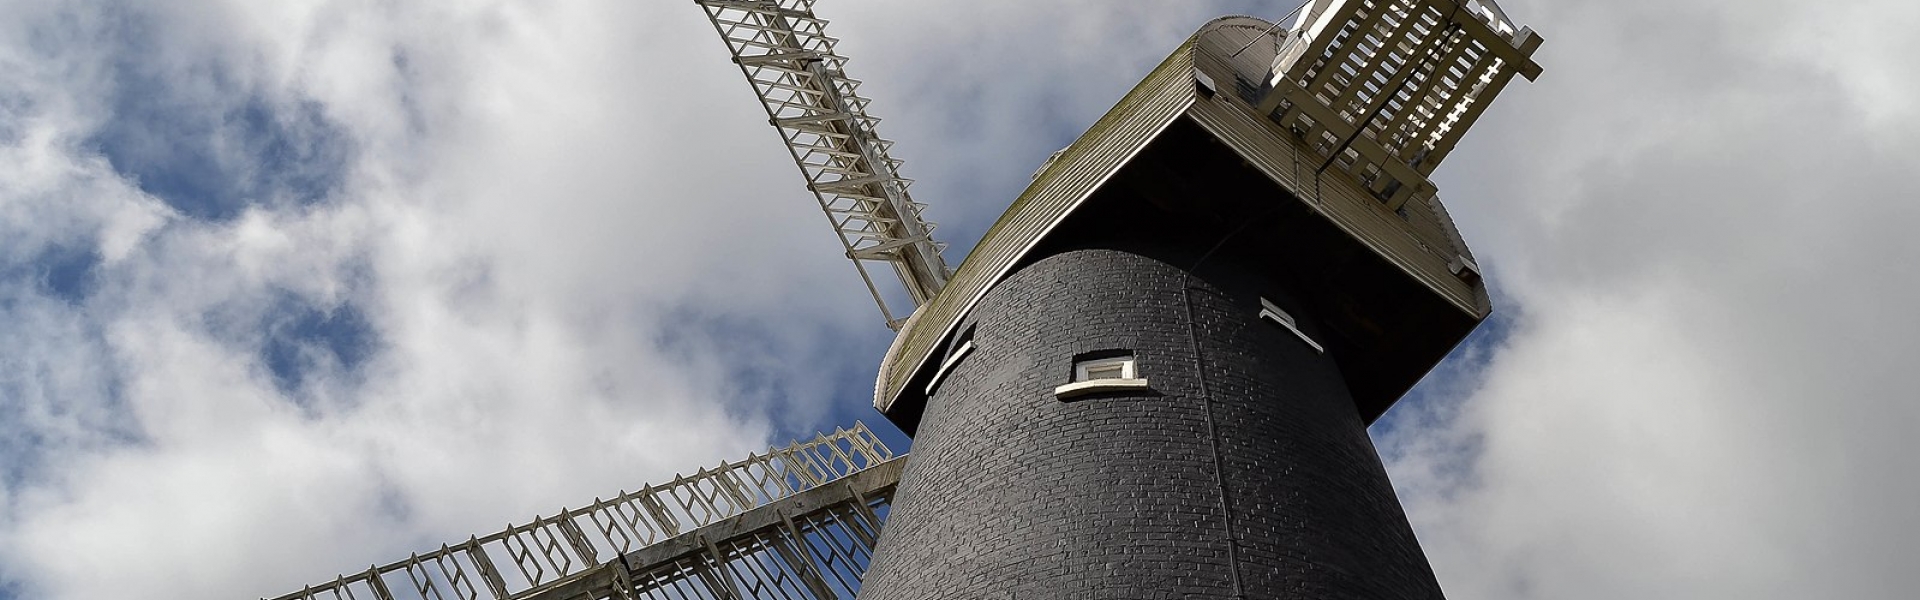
858, 238, 1444, 600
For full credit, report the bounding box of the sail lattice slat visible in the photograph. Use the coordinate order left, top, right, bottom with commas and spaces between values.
1258, 0, 1542, 211
697, 0, 950, 329
265, 423, 901, 600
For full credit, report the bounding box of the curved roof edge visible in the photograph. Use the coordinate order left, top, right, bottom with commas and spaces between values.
872, 19, 1248, 420
874, 9, 1518, 430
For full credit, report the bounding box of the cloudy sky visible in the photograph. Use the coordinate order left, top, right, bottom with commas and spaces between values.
1, 0, 1915, 598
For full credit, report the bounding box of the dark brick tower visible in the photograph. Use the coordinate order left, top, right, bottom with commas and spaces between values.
858, 241, 1447, 598
860, 6, 1540, 600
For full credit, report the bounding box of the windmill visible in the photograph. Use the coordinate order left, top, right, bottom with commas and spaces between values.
267, 1, 1541, 598
691, 3, 1540, 596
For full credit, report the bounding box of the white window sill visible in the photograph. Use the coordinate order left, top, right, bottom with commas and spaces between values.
1053, 378, 1151, 400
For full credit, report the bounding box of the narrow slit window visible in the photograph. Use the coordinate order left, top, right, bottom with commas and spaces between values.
925, 325, 977, 395
1260, 297, 1326, 354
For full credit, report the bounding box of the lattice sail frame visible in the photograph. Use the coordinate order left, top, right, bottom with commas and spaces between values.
265, 424, 898, 600
621, 496, 886, 600
696, 0, 950, 329
1256, 0, 1542, 211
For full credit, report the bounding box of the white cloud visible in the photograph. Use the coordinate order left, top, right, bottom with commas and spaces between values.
1, 0, 1914, 598
1388, 1, 1920, 598
0, 0, 885, 596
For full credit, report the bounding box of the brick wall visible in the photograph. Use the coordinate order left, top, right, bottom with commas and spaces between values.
859, 238, 1444, 600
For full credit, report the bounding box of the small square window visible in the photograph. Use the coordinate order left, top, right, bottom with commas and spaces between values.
1056, 353, 1149, 400
1075, 356, 1135, 381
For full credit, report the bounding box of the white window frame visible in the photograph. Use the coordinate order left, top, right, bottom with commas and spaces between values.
924, 340, 975, 395
1074, 356, 1136, 382
1055, 354, 1149, 399
1260, 297, 1325, 354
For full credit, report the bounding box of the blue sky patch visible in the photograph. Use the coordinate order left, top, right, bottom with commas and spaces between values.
1, 243, 94, 306
83, 8, 354, 221
258, 295, 381, 398
0, 295, 139, 491
29, 243, 101, 304
0, 90, 28, 147
1370, 307, 1517, 442
649, 305, 906, 450
90, 93, 355, 222
0, 420, 48, 492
